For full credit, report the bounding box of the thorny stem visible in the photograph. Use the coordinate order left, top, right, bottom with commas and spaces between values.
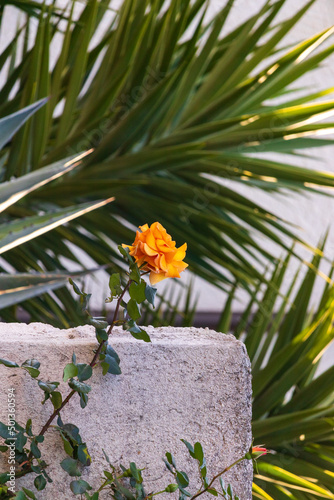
143, 490, 166, 499
25, 278, 133, 465
89, 279, 132, 368
189, 457, 245, 500
97, 467, 141, 493
132, 455, 247, 500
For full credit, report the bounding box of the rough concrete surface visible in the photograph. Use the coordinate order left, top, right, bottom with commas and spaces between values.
0, 324, 252, 499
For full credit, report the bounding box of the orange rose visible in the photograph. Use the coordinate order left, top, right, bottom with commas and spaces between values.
123, 222, 188, 285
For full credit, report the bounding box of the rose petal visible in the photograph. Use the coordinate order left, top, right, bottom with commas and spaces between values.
146, 230, 158, 250
144, 243, 158, 256
174, 243, 187, 261
149, 271, 167, 285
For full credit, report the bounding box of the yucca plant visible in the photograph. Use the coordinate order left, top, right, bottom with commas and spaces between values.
236, 247, 334, 500
144, 246, 334, 500
0, 101, 114, 322
1, 0, 334, 320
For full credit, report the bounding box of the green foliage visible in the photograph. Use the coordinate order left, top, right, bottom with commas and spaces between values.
100, 355, 122, 376
2, 223, 332, 499
63, 363, 78, 382
77, 364, 93, 382
161, 440, 242, 499
60, 457, 81, 477
157, 245, 334, 500
1, 0, 334, 322
70, 479, 92, 495
56, 421, 91, 467
34, 474, 46, 491
94, 442, 243, 500
68, 379, 91, 395
21, 359, 40, 379
0, 99, 47, 150
129, 282, 146, 304
107, 274, 123, 302
145, 286, 157, 308
0, 249, 244, 498
0, 359, 19, 368
0, 102, 114, 323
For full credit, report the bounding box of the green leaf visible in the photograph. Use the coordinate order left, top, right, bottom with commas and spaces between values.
0, 271, 86, 310
50, 391, 62, 410
88, 493, 99, 500
38, 380, 59, 393
89, 317, 108, 329
0, 199, 115, 257
0, 358, 19, 368
77, 363, 93, 382
129, 265, 141, 284
0, 422, 14, 439
60, 457, 81, 477
176, 471, 189, 488
30, 440, 41, 459
70, 479, 92, 495
95, 329, 108, 342
102, 354, 121, 375
181, 439, 196, 458
15, 432, 27, 452
0, 152, 85, 214
77, 443, 91, 466
69, 278, 84, 296
0, 98, 47, 150
21, 487, 37, 499
34, 474, 47, 491
118, 245, 131, 261
0, 473, 8, 484
129, 281, 146, 303
25, 367, 41, 382
14, 492, 29, 500
128, 325, 151, 343
105, 345, 120, 364
21, 358, 40, 369
25, 419, 32, 436
166, 452, 176, 468
129, 462, 142, 483
80, 393, 88, 409
60, 433, 74, 457
68, 379, 91, 394
127, 298, 141, 321
227, 484, 234, 498
207, 488, 218, 496
194, 442, 204, 464
21, 359, 40, 378
63, 363, 78, 382
109, 273, 122, 297
145, 285, 157, 307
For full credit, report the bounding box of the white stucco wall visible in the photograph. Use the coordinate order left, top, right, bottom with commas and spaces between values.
0, 324, 253, 499
192, 0, 334, 312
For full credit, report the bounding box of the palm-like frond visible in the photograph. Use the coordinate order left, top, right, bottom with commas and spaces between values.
249, 276, 334, 498
0, 103, 114, 322
1, 0, 334, 320
146, 246, 334, 500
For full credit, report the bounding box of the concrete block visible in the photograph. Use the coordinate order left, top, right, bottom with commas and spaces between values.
0, 324, 252, 499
